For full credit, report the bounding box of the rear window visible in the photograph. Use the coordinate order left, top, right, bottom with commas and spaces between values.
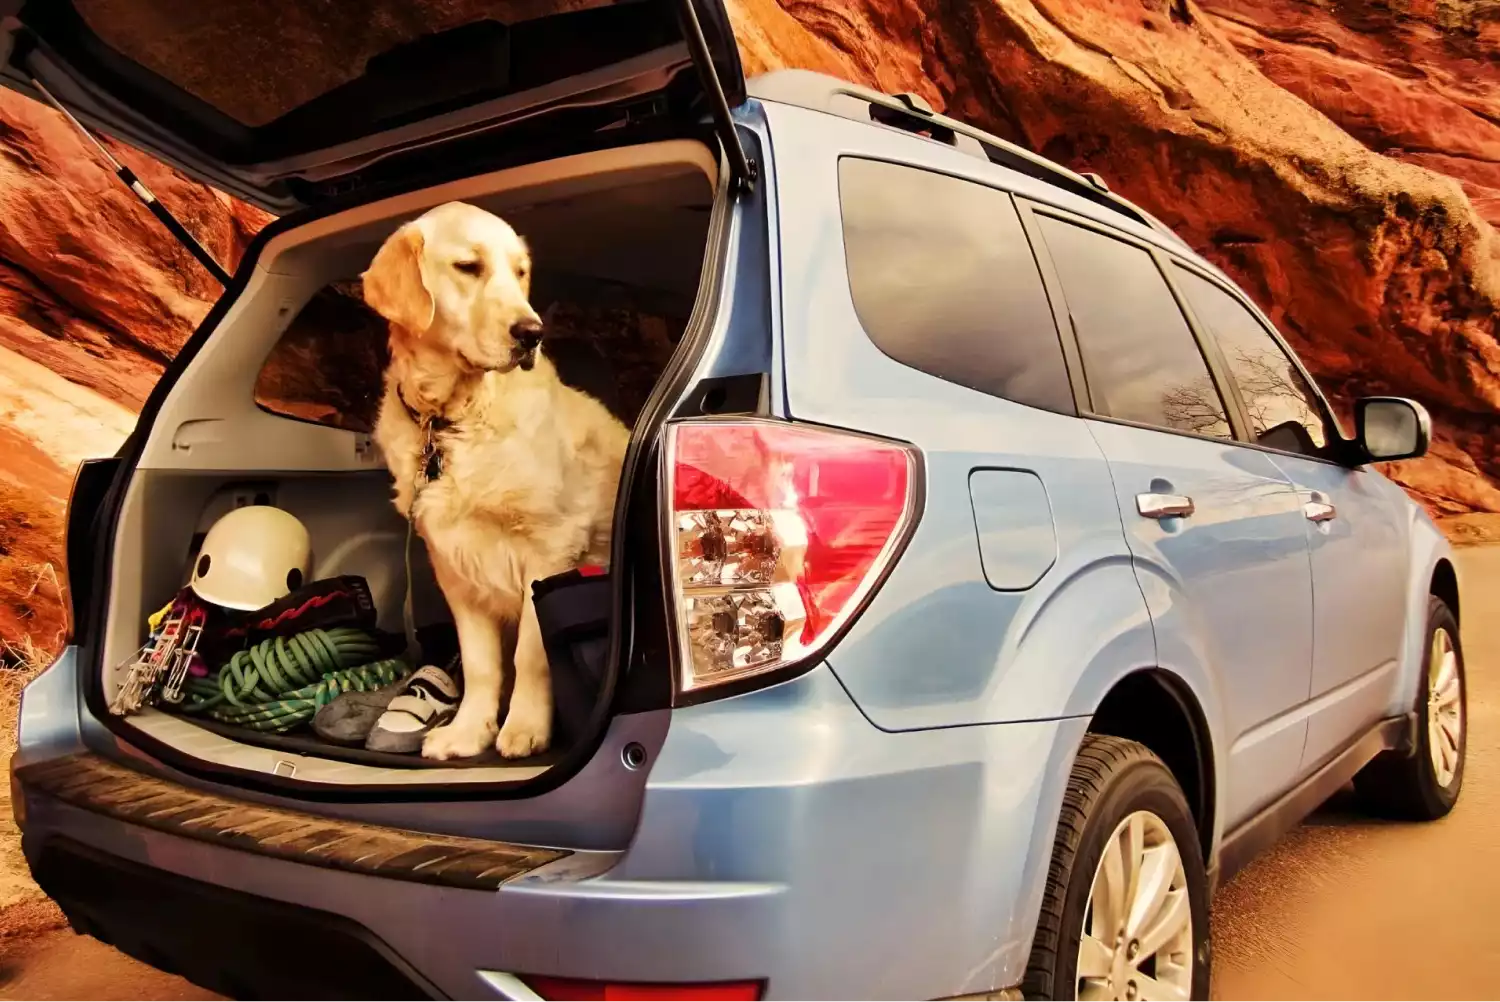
254, 283, 684, 433
254, 283, 388, 433
837, 158, 1074, 415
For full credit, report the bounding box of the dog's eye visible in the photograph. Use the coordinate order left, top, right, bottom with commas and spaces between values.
516, 263, 529, 280
453, 260, 483, 276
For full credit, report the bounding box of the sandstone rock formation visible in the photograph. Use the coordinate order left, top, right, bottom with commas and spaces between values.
0, 91, 269, 663
729, 0, 1500, 514
0, 91, 270, 411
3, 0, 1500, 659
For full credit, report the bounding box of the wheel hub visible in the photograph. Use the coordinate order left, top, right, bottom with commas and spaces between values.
1426, 627, 1463, 789
1075, 810, 1193, 1001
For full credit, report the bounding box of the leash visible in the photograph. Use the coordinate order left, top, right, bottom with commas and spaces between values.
403, 519, 421, 664
397, 384, 448, 667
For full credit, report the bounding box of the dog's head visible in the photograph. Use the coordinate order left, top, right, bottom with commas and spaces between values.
362, 202, 545, 372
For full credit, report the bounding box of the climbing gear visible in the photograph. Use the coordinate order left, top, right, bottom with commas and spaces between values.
189, 505, 312, 611
366, 663, 462, 754
179, 627, 409, 732
225, 575, 378, 642
146, 597, 176, 634
312, 676, 409, 746
110, 590, 210, 716
190, 659, 411, 733
159, 612, 207, 706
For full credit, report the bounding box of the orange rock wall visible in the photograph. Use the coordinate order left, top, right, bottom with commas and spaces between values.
2, 0, 1500, 656
729, 0, 1500, 513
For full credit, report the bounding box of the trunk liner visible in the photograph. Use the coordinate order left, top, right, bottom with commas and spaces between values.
186, 716, 562, 770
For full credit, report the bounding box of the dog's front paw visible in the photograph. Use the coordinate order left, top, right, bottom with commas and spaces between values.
496, 702, 551, 759
422, 717, 499, 761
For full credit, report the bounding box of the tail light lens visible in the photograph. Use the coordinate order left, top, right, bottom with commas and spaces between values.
665, 419, 918, 693
523, 976, 762, 1000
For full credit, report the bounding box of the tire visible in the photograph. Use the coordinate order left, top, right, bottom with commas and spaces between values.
1023, 735, 1210, 1001
1354, 595, 1466, 820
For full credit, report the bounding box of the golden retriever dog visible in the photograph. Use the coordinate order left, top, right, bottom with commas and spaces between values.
362, 201, 629, 760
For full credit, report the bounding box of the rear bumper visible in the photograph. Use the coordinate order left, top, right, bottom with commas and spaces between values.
14, 653, 1082, 1000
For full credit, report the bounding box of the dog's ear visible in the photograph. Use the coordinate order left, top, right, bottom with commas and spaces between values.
362, 222, 435, 334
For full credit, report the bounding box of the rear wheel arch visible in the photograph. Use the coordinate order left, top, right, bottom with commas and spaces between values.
1087, 669, 1215, 857
1431, 558, 1459, 623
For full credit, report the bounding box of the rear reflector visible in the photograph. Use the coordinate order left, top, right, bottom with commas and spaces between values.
523, 976, 762, 1000
665, 419, 917, 693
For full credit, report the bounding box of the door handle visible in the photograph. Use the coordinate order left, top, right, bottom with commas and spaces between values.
1137, 493, 1195, 519
1303, 491, 1337, 522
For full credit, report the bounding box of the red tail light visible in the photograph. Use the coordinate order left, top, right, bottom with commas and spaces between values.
665, 419, 918, 693
523, 977, 762, 1001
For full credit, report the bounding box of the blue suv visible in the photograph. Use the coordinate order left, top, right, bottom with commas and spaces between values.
4, 2, 1463, 999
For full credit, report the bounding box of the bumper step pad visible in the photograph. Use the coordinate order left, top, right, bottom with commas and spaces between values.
18, 754, 567, 890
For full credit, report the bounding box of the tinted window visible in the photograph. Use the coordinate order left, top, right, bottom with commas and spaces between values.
254, 282, 684, 433
255, 282, 389, 433
1174, 267, 1335, 459
839, 159, 1074, 414
1036, 217, 1231, 439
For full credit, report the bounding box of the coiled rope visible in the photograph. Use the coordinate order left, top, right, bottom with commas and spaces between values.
180, 628, 409, 732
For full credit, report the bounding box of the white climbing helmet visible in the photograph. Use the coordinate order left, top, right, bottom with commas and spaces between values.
189, 505, 312, 611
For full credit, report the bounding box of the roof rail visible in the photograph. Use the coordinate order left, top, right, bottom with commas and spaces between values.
746, 69, 1171, 237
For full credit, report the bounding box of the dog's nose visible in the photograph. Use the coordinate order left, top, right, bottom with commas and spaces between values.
512, 317, 543, 352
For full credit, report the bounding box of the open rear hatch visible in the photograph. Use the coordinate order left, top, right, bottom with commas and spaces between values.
6, 0, 761, 801
0, 0, 752, 212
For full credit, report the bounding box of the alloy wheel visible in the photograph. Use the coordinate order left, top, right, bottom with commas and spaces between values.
1427, 626, 1463, 789
1076, 810, 1193, 1001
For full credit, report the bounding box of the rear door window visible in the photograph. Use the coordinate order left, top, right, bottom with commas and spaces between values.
1173, 266, 1337, 459
838, 158, 1074, 414
1034, 216, 1231, 440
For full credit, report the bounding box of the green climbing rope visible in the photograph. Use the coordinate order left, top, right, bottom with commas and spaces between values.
189, 659, 410, 732
180, 628, 409, 733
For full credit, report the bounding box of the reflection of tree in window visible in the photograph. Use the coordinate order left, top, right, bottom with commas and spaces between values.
1222, 345, 1325, 454
1035, 217, 1232, 441
1161, 374, 1234, 438
1173, 266, 1332, 460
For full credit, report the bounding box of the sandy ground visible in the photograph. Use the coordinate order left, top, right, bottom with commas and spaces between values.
0, 343, 133, 941
0, 345, 133, 477
0, 546, 1497, 999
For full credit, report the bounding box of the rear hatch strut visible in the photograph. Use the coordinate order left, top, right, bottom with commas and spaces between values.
31, 76, 233, 286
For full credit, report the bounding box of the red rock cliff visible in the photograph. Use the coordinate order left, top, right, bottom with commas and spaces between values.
0, 92, 270, 661
730, 0, 1500, 514
2, 0, 1500, 657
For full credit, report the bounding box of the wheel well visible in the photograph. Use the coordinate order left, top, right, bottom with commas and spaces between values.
1432, 559, 1459, 624
1088, 670, 1214, 854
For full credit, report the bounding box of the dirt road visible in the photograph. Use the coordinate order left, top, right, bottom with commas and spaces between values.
2, 546, 1498, 1000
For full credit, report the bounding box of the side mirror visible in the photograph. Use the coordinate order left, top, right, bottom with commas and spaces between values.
1356, 396, 1430, 462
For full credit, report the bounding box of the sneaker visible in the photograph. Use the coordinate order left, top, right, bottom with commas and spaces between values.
311, 677, 408, 746
365, 664, 462, 755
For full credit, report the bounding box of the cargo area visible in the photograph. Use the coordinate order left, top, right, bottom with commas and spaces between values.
94, 141, 719, 787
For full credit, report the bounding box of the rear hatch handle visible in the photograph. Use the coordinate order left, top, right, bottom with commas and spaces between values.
677, 0, 755, 193
29, 75, 233, 287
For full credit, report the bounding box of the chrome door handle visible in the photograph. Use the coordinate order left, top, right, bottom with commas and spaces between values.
1137, 493, 1195, 519
1304, 491, 1337, 522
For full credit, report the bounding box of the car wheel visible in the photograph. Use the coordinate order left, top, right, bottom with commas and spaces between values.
1354, 595, 1465, 820
1023, 735, 1210, 1001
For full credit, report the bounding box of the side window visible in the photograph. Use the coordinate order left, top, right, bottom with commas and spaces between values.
1173, 266, 1336, 459
1035, 216, 1231, 439
254, 281, 389, 433
838, 158, 1074, 414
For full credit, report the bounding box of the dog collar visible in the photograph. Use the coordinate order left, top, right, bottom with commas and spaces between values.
396, 384, 453, 483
